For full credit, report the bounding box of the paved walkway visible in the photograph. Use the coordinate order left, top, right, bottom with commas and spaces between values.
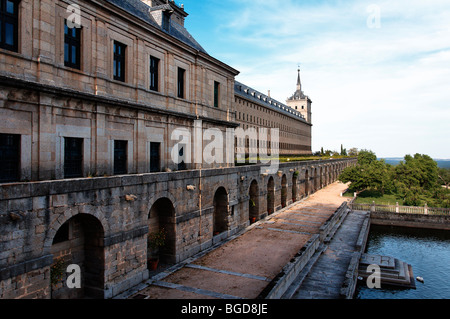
284, 210, 368, 299
119, 182, 353, 299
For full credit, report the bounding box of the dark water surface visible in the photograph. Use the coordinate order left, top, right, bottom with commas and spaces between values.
356, 225, 450, 299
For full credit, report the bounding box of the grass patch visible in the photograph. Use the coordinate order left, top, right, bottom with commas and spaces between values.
345, 189, 403, 205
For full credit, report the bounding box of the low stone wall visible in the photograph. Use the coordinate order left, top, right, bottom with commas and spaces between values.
339, 213, 370, 299
257, 234, 321, 299
319, 202, 349, 242
370, 211, 450, 231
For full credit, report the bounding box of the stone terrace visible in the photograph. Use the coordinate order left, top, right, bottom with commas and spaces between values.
121, 181, 353, 299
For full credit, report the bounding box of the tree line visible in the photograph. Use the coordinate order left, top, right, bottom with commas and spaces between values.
338, 150, 450, 208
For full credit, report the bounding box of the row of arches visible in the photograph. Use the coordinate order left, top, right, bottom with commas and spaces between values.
249, 172, 301, 225
50, 197, 178, 299
247, 163, 349, 224
48, 162, 350, 298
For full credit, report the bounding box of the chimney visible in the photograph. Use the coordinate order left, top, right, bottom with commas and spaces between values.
268, 90, 271, 97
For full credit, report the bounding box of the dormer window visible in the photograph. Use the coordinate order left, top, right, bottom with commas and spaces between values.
162, 11, 170, 31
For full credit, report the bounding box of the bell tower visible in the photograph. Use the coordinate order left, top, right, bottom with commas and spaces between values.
286, 68, 312, 124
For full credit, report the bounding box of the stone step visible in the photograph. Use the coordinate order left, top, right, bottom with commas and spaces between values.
358, 254, 415, 289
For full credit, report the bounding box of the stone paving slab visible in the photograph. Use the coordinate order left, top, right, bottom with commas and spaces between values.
191, 227, 310, 279
131, 285, 217, 299
360, 254, 395, 269
125, 182, 352, 300
161, 267, 268, 299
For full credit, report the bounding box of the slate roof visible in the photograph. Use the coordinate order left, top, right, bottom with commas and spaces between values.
105, 0, 207, 54
288, 89, 306, 100
234, 81, 307, 123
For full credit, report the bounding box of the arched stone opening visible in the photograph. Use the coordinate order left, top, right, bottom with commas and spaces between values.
148, 197, 176, 265
249, 180, 259, 224
267, 177, 275, 214
305, 169, 309, 196
281, 174, 287, 208
320, 167, 323, 189
213, 187, 229, 235
314, 168, 319, 191
50, 214, 104, 299
292, 173, 298, 202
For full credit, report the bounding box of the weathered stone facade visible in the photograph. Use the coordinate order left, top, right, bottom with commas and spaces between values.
0, 0, 357, 299
0, 0, 241, 182
234, 81, 312, 156
0, 159, 355, 298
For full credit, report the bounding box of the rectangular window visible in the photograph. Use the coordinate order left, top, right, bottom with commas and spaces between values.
177, 144, 186, 171
150, 142, 160, 173
64, 19, 81, 69
113, 41, 126, 82
0, 133, 20, 183
162, 11, 170, 32
0, 0, 19, 52
150, 56, 159, 91
177, 67, 185, 99
114, 140, 127, 175
214, 81, 220, 108
64, 137, 83, 178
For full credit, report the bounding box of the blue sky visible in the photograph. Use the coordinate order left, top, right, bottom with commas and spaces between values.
180, 0, 450, 159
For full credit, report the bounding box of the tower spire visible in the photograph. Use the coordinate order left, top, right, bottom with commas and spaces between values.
296, 67, 301, 92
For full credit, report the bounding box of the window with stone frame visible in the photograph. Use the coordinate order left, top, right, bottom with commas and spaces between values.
150, 56, 160, 91
113, 41, 126, 82
150, 142, 160, 173
0, 0, 19, 52
113, 140, 127, 175
214, 81, 220, 107
0, 133, 20, 183
64, 137, 83, 178
64, 19, 81, 69
177, 67, 185, 98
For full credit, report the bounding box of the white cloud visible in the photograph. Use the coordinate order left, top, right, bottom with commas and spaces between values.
187, 0, 450, 158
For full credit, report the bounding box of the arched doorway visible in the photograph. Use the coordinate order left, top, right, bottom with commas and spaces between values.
267, 177, 275, 214
50, 214, 104, 299
305, 170, 309, 196
292, 173, 298, 202
320, 167, 323, 189
148, 198, 176, 265
281, 174, 287, 208
314, 168, 319, 191
249, 180, 259, 224
213, 187, 229, 235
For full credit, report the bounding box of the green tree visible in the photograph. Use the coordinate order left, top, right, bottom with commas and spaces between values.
341, 151, 448, 208
438, 168, 450, 189
339, 150, 393, 194
348, 148, 359, 157
394, 154, 438, 191
357, 149, 377, 166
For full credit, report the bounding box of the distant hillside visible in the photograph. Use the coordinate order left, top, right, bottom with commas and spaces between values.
380, 158, 450, 169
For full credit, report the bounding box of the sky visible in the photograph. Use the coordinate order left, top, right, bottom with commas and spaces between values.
179, 0, 450, 159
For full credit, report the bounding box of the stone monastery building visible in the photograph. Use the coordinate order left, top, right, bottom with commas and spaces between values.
0, 0, 353, 299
